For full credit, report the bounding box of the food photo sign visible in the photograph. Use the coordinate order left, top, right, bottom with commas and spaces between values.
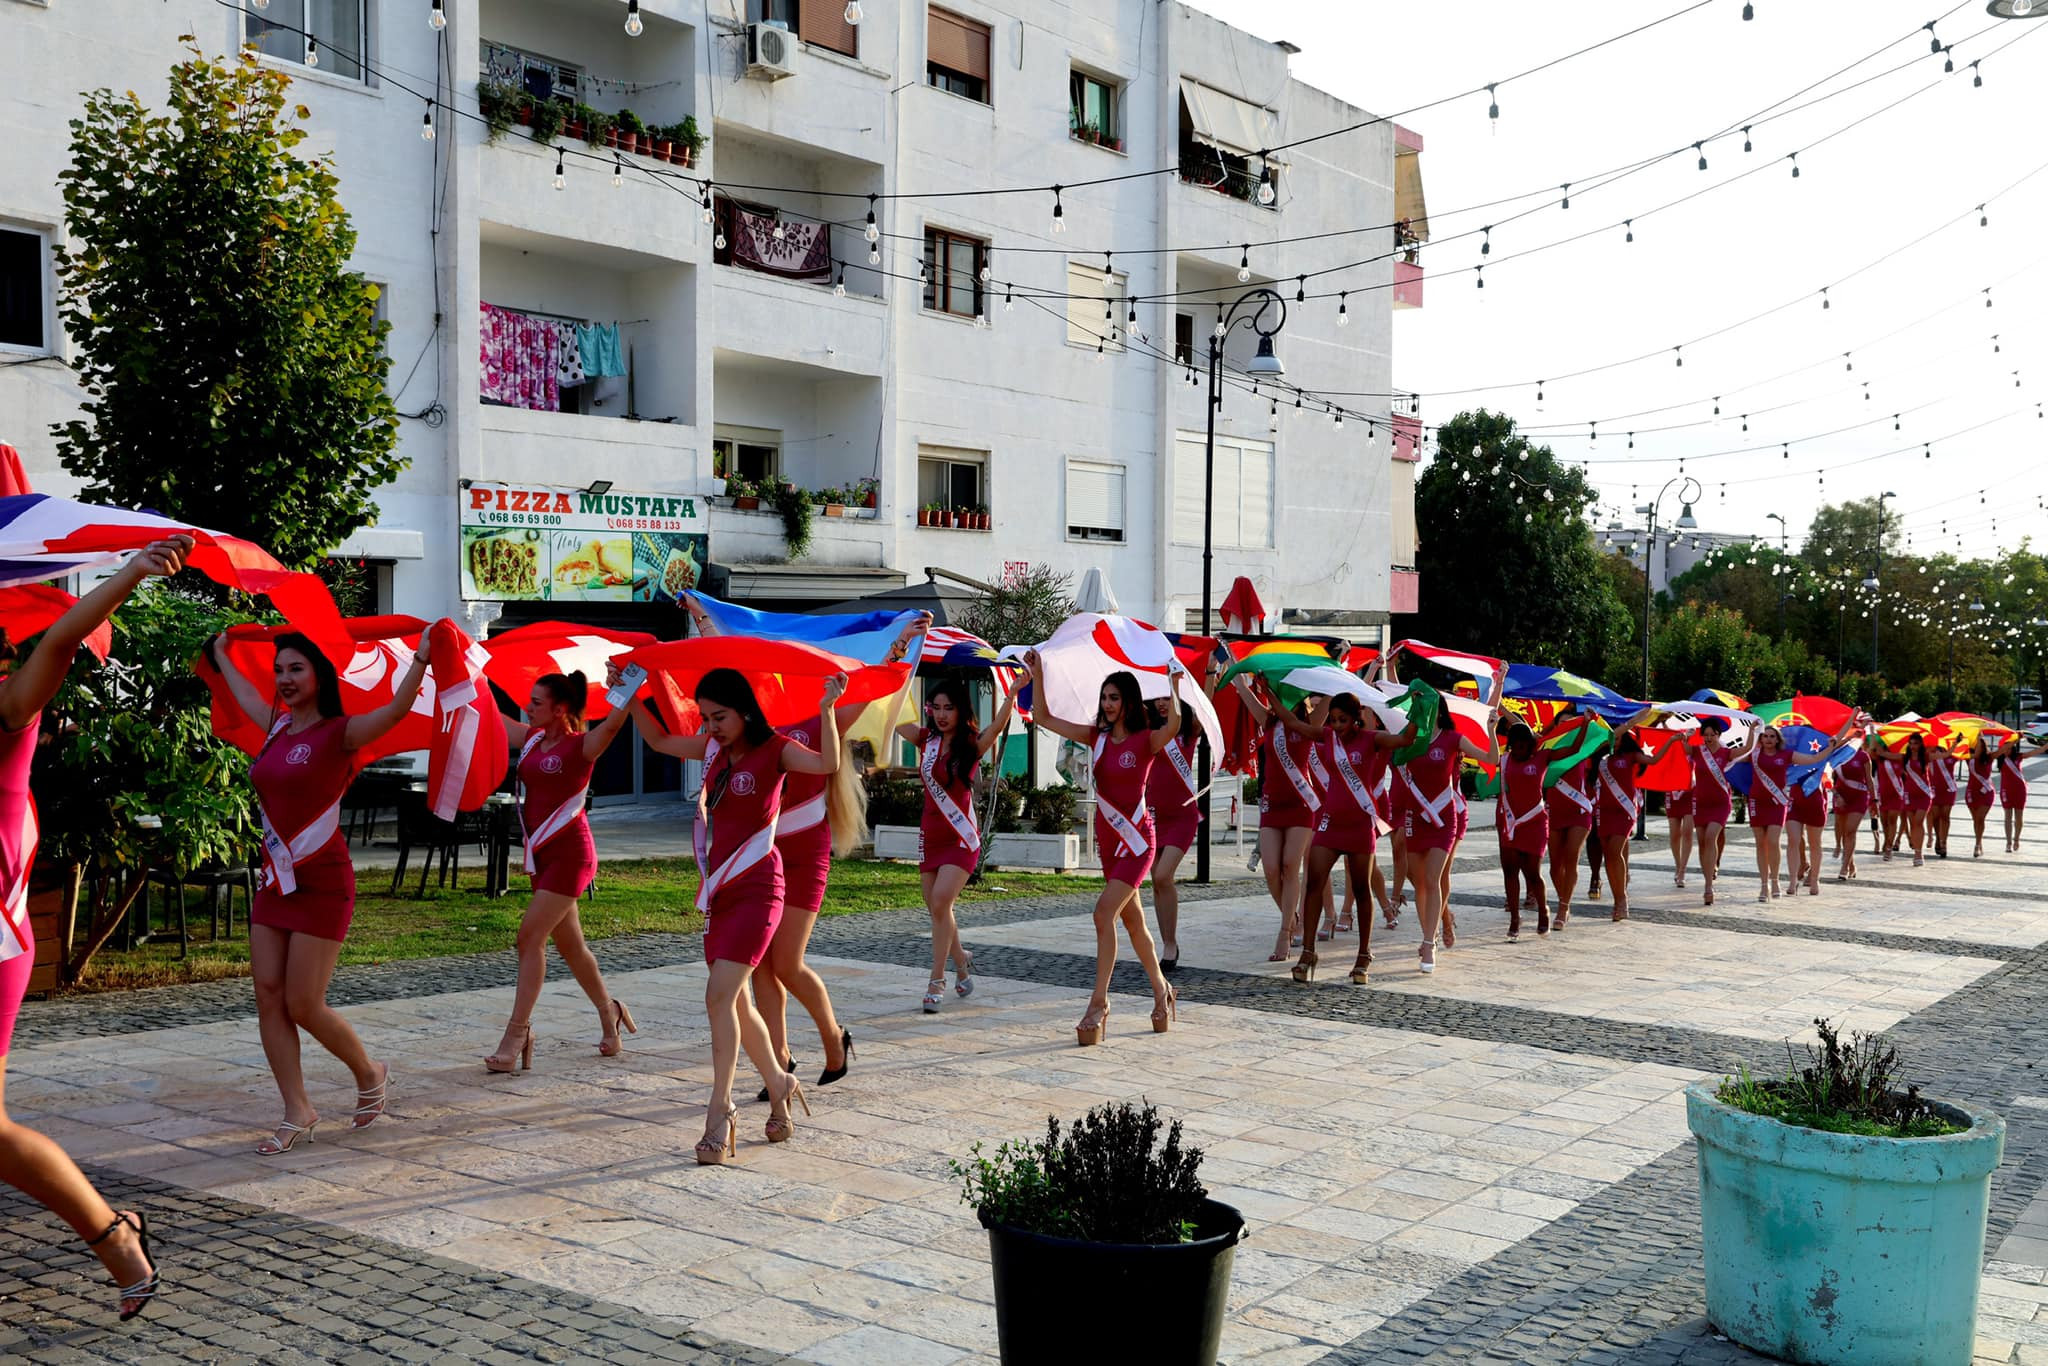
460, 481, 709, 604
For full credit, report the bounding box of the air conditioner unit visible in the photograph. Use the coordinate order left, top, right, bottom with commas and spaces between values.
748, 23, 798, 79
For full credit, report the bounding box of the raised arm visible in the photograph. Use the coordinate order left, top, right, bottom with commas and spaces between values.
1147, 673, 1187, 753
501, 712, 534, 748
1022, 650, 1099, 745
3, 537, 192, 731
1724, 726, 1761, 762
1369, 710, 1418, 749
1789, 721, 1858, 768
976, 685, 1016, 759
623, 692, 709, 760
1229, 672, 1272, 729
207, 633, 276, 738
1640, 730, 1687, 768
580, 694, 638, 764
782, 674, 847, 776
343, 633, 434, 752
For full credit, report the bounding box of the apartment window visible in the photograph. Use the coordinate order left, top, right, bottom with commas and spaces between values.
922, 228, 986, 319
1173, 432, 1272, 549
249, 0, 368, 83
713, 428, 782, 484
759, 0, 858, 58
928, 8, 991, 103
1066, 460, 1125, 543
0, 228, 49, 353
1065, 262, 1126, 351
1069, 70, 1120, 148
918, 445, 985, 512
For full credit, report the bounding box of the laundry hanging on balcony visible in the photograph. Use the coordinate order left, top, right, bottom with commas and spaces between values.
577, 322, 626, 378
729, 204, 831, 281
480, 303, 560, 413
553, 320, 587, 388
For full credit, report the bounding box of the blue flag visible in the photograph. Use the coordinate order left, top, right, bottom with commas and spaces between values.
684, 592, 918, 666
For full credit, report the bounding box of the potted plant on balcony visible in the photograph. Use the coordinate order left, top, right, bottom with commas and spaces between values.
1687, 1019, 2003, 1366
728, 476, 759, 511
856, 477, 878, 510
649, 124, 675, 164
528, 96, 566, 146
772, 480, 813, 560
676, 115, 705, 168
974, 503, 991, 530
615, 108, 647, 155
821, 487, 847, 518
477, 79, 524, 143
955, 1100, 1245, 1365
578, 106, 613, 149
564, 102, 591, 143
918, 502, 936, 528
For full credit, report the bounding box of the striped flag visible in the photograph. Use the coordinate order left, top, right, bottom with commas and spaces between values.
1392, 639, 1504, 699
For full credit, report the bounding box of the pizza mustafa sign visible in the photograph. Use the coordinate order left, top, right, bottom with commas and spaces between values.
460, 481, 709, 604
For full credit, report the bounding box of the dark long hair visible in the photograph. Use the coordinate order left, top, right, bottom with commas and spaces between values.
1096, 671, 1146, 736
273, 632, 344, 720
925, 678, 981, 787
1434, 695, 1456, 735
536, 671, 588, 732
1904, 732, 1928, 763
695, 668, 773, 746
1328, 693, 1363, 728
1504, 721, 1535, 760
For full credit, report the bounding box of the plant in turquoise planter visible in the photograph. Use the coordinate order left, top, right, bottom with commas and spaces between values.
1688, 1019, 2004, 1366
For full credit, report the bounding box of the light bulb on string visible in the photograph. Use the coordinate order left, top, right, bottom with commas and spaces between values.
844, 0, 864, 22
1624, 219, 1633, 243
1742, 125, 1753, 152
1743, 2, 1754, 17
833, 265, 846, 298
1695, 142, 1707, 171
430, 0, 446, 30
1741, 414, 1749, 433
1269, 401, 1279, 432
1993, 335, 2001, 354
612, 153, 622, 187
1481, 226, 1492, 255
306, 35, 319, 67
1486, 82, 1499, 126
1844, 353, 1852, 372
1985, 287, 1993, 308
1789, 153, 1799, 178
1475, 265, 1484, 290
1337, 292, 1349, 326
1560, 184, 1571, 209
1820, 287, 1829, 311
1927, 20, 1941, 54
979, 257, 991, 284
1895, 414, 1901, 432
1981, 205, 1989, 227
422, 105, 435, 142
1972, 60, 1982, 88
772, 219, 786, 242
553, 149, 565, 191
1050, 186, 1066, 234
700, 186, 714, 223
1257, 160, 1277, 205
867, 245, 879, 265
864, 197, 879, 242
719, 230, 730, 251
1295, 275, 1306, 304
1943, 46, 1954, 74
1673, 345, 1683, 368
1862, 382, 1870, 402
1535, 382, 1544, 414
1238, 246, 1251, 282
626, 0, 643, 37
1712, 398, 1721, 425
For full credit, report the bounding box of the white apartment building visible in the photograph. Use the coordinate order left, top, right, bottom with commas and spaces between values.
1600, 522, 1757, 595
0, 0, 1425, 654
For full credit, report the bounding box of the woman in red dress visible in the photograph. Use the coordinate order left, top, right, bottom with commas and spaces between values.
1663, 744, 1696, 891
1927, 738, 1960, 859
1832, 733, 1874, 879
1964, 735, 1999, 858
1024, 657, 1186, 1044
1231, 678, 1323, 962
210, 626, 445, 1155
1592, 712, 1685, 922
1688, 717, 1748, 906
1868, 730, 1936, 867
1397, 673, 1501, 974
1494, 722, 1551, 940
1999, 733, 2048, 853
2, 537, 188, 1321
1786, 747, 1833, 896
1144, 658, 1218, 973
1267, 692, 1413, 981
482, 671, 639, 1073
892, 676, 1013, 1015
625, 667, 847, 1164
1544, 724, 1597, 931
1749, 721, 1856, 897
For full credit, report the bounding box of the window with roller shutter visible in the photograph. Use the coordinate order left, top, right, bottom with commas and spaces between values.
758, 0, 857, 57
1172, 432, 1272, 549
1066, 460, 1125, 543
928, 7, 991, 103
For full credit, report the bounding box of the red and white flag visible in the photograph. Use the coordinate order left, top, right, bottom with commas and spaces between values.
1001, 614, 1225, 755
0, 584, 111, 663
482, 621, 656, 720
1392, 639, 1504, 699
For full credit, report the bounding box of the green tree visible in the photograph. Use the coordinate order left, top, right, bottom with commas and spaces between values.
1800, 496, 1901, 576
1647, 602, 1785, 700
1414, 410, 1633, 685
54, 41, 402, 568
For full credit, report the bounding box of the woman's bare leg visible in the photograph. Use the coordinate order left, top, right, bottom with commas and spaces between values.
1152, 845, 1187, 963
1602, 835, 1631, 919
1406, 847, 1451, 966
1696, 820, 1725, 903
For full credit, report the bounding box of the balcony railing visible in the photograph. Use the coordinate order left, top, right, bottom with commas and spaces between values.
713, 196, 837, 288
1177, 144, 1278, 210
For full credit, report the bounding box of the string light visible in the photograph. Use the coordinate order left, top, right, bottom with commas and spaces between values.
1486, 82, 1499, 125
1926, 20, 1941, 54
867, 244, 879, 265
1258, 161, 1277, 205
844, 0, 864, 22
1475, 264, 1484, 290
1695, 141, 1707, 171
1560, 184, 1571, 210
1624, 219, 1634, 243
864, 197, 879, 242
1051, 186, 1066, 234
612, 152, 622, 187
1743, 2, 1754, 17
834, 264, 846, 298
421, 104, 435, 142
1296, 275, 1306, 304
1004, 284, 1013, 312
1972, 60, 1983, 88
1337, 292, 1349, 326
1238, 245, 1251, 282
1820, 287, 1829, 310
430, 0, 446, 30
1942, 45, 1955, 74
1994, 335, 2002, 353
1480, 226, 1491, 256
701, 185, 714, 223
250, 0, 268, 7
306, 35, 319, 67
1743, 125, 1753, 152
1788, 152, 1800, 178
1843, 353, 1852, 372
553, 149, 565, 191
1673, 345, 1683, 368
626, 0, 643, 37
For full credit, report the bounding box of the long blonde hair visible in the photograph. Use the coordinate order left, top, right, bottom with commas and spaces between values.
825, 734, 870, 855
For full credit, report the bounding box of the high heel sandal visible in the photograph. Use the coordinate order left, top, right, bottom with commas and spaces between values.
255, 1119, 315, 1156
1417, 944, 1437, 975
755, 1052, 797, 1104
954, 949, 976, 999
1290, 951, 1317, 984
87, 1211, 159, 1322
351, 1066, 392, 1129
1152, 984, 1178, 1032
1440, 909, 1458, 950
485, 1022, 533, 1074
1075, 1001, 1110, 1047
1348, 954, 1373, 985
597, 999, 637, 1058
818, 1028, 854, 1087
921, 977, 947, 1014
696, 1105, 738, 1166
765, 1074, 811, 1143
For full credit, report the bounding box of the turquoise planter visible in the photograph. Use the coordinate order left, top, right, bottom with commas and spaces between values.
1687, 1080, 2004, 1366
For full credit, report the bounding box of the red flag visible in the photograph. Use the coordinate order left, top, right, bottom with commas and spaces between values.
0, 445, 32, 499
423, 619, 509, 819
482, 621, 656, 720
1635, 727, 1695, 791
625, 636, 909, 736
1393, 639, 1503, 689
0, 584, 110, 663
1220, 577, 1265, 634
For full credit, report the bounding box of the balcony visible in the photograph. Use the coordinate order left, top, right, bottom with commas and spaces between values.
1393, 123, 1428, 311
1391, 392, 1422, 462
1178, 78, 1282, 212
711, 349, 887, 528
705, 11, 891, 166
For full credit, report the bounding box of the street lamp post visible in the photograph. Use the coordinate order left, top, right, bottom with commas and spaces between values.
1766, 511, 1789, 638
1632, 477, 1699, 838
1197, 287, 1287, 885
1871, 490, 1895, 675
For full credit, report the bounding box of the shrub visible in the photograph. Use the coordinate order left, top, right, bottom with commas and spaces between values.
864, 773, 922, 828
1716, 1018, 1963, 1139
953, 1101, 1208, 1244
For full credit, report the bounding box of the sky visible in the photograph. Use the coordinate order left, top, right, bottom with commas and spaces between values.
1185, 0, 2048, 565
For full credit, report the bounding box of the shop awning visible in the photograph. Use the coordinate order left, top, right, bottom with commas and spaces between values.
1180, 79, 1285, 163
719, 562, 905, 604
810, 575, 982, 626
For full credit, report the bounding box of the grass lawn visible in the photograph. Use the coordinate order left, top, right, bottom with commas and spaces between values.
72, 858, 1103, 994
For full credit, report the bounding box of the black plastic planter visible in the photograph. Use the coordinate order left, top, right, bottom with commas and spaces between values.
984, 1199, 1246, 1364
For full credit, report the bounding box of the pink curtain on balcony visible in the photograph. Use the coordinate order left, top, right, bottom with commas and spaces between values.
479, 303, 560, 412
730, 206, 832, 281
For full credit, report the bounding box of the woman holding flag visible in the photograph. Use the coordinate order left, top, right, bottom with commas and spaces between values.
1833, 728, 1875, 879
895, 676, 1013, 1015
1144, 676, 1211, 974
209, 624, 450, 1154
481, 671, 641, 1074
1688, 716, 1749, 906
1927, 740, 1960, 859
1494, 721, 1551, 939
1964, 734, 2000, 858
1751, 721, 1859, 894
1868, 730, 1936, 867
1230, 677, 1321, 962
1390, 664, 1502, 973
623, 666, 847, 1164
1593, 712, 1685, 923
1664, 751, 1696, 891
1545, 729, 1598, 930
1786, 751, 1832, 896
1999, 733, 2048, 853
2, 537, 189, 1321
1023, 657, 1184, 1043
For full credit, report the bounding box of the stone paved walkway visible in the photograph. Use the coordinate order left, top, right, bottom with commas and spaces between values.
5, 794, 2047, 1364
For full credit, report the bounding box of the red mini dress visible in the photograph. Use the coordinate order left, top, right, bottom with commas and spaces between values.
1594, 754, 1640, 840
1312, 733, 1383, 858
916, 728, 980, 875
1876, 756, 1909, 816
2000, 754, 2029, 809
1748, 749, 1794, 829
1093, 730, 1156, 887
1496, 755, 1550, 855
1928, 756, 1958, 813
1146, 733, 1202, 853
1689, 745, 1736, 828
1546, 759, 1595, 834
1901, 756, 1935, 814
1966, 758, 1998, 811
1834, 750, 1874, 816
0, 715, 40, 1060
699, 735, 788, 967
1257, 723, 1317, 831
519, 730, 597, 898
251, 715, 358, 941
773, 719, 832, 916
1788, 771, 1829, 828
1401, 734, 1461, 853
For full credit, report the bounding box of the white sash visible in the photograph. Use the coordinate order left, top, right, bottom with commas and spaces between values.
1328, 741, 1375, 814
1308, 746, 1330, 791
0, 796, 38, 964
693, 740, 779, 912
1599, 757, 1640, 817
1837, 761, 1867, 793
1931, 760, 1957, 795
920, 735, 979, 851
1499, 785, 1545, 840
1906, 762, 1932, 798
1753, 761, 1791, 809
1882, 763, 1907, 800
1399, 766, 1453, 827
1971, 765, 1997, 800
777, 792, 827, 838
2001, 755, 2022, 785
1269, 728, 1321, 811
1552, 767, 1595, 814
1091, 735, 1150, 856
1698, 746, 1733, 798
1158, 737, 1198, 804
518, 732, 590, 874
257, 719, 341, 898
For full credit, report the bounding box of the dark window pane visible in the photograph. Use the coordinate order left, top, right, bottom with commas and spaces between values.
0, 230, 43, 350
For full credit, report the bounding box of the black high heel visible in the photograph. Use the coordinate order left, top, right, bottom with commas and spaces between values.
755, 1053, 797, 1103
818, 1028, 854, 1087
87, 1210, 158, 1322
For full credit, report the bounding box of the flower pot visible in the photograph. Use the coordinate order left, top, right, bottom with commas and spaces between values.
734, 496, 760, 511
675, 145, 694, 168
977, 513, 991, 530
637, 133, 655, 156
824, 504, 846, 517
515, 107, 534, 128
1686, 1081, 2004, 1366
916, 510, 931, 527
1108, 138, 1124, 152
566, 120, 587, 142
985, 1198, 1245, 1365
652, 138, 673, 162
863, 489, 877, 509
605, 127, 624, 150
